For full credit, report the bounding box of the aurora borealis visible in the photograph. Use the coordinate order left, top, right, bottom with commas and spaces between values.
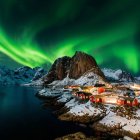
0, 0, 140, 74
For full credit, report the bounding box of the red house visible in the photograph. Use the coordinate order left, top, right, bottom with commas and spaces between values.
79, 93, 85, 100
117, 98, 127, 106
132, 98, 139, 106
90, 96, 102, 103
90, 96, 95, 103
75, 92, 92, 100
126, 100, 132, 107
117, 97, 139, 107
95, 98, 102, 103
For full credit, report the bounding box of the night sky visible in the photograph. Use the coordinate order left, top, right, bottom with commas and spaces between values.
0, 0, 140, 75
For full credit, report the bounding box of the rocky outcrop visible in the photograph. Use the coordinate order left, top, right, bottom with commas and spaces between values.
58, 112, 106, 124
55, 132, 99, 140
43, 51, 105, 85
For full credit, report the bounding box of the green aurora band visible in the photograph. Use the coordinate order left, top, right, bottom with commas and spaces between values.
0, 0, 140, 74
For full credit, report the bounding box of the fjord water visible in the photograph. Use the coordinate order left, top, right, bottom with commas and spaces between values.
0, 85, 93, 140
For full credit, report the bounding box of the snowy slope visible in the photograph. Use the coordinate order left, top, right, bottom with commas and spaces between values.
75, 72, 106, 86
99, 111, 140, 134
135, 77, 140, 83
49, 76, 75, 87
136, 77, 140, 81
68, 101, 102, 116
49, 72, 106, 87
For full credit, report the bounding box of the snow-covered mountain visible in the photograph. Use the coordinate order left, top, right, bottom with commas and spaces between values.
0, 66, 47, 85
102, 68, 135, 82
135, 77, 140, 80
135, 77, 140, 84
26, 67, 137, 87
43, 51, 105, 85
1, 63, 136, 86
32, 67, 47, 81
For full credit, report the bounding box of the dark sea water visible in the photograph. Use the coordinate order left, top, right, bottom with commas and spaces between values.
0, 85, 94, 140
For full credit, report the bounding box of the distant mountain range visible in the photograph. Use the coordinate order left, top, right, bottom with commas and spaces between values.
0, 51, 139, 86
102, 68, 135, 82
0, 66, 47, 85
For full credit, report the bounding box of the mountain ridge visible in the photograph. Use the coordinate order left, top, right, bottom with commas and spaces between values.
43, 51, 105, 85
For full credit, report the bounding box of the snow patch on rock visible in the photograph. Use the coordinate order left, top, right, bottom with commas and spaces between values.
65, 98, 79, 108
100, 111, 140, 134
68, 101, 102, 116
57, 92, 73, 103
38, 88, 63, 97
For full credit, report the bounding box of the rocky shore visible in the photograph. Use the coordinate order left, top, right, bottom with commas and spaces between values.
93, 122, 140, 140
55, 132, 100, 140
36, 87, 140, 140
58, 112, 105, 124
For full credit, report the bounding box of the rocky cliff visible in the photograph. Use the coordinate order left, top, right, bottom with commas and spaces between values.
43, 56, 71, 84
69, 51, 105, 79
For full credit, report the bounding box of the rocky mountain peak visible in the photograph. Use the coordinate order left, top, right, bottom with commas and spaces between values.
43, 51, 105, 85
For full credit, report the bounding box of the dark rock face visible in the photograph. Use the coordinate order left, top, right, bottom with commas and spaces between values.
43, 56, 71, 84
44, 51, 105, 85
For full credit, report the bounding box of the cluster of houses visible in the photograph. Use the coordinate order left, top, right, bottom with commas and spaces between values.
64, 83, 140, 107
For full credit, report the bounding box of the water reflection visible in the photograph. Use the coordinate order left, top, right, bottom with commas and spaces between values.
0, 85, 94, 140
